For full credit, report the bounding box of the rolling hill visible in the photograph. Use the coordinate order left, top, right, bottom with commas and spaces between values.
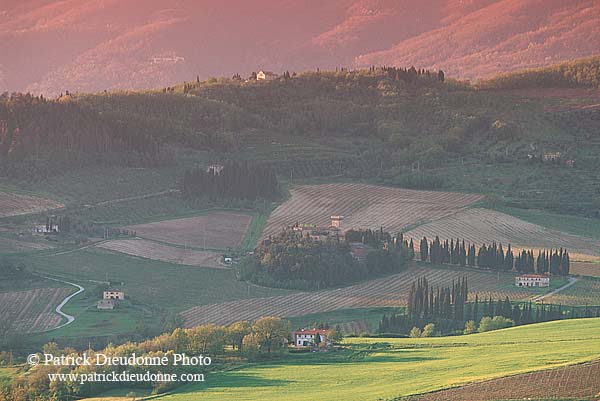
1, 0, 599, 95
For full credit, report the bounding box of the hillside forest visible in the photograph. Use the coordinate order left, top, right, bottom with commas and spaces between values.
1, 57, 600, 217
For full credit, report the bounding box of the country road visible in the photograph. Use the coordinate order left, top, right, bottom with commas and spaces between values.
40, 276, 85, 331
532, 277, 578, 302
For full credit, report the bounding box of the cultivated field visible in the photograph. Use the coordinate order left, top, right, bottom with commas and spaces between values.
571, 261, 600, 277
406, 208, 600, 261
98, 239, 224, 268
262, 184, 482, 238
0, 191, 64, 217
0, 288, 72, 333
544, 278, 600, 306
156, 319, 600, 401
125, 212, 252, 250
181, 265, 532, 327
0, 236, 52, 252
405, 360, 600, 401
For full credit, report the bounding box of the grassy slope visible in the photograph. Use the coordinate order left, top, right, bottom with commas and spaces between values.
22, 248, 292, 311
288, 307, 399, 333
14, 247, 292, 342
495, 206, 600, 240
158, 319, 600, 401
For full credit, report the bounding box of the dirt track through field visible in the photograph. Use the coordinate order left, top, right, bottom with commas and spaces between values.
180, 265, 532, 327
263, 184, 482, 238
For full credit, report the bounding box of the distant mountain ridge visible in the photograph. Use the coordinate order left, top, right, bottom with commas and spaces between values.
1, 0, 599, 95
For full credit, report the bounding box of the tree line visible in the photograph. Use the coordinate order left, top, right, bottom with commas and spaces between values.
181, 161, 280, 201
379, 276, 600, 336
419, 236, 570, 275
0, 317, 297, 401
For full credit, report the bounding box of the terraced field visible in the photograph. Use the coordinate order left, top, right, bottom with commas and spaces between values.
262, 184, 482, 238
181, 265, 532, 327
98, 239, 224, 268
406, 208, 600, 261
0, 191, 64, 217
0, 287, 72, 333
125, 212, 252, 250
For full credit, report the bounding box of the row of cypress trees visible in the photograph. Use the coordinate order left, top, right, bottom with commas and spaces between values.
418, 236, 570, 275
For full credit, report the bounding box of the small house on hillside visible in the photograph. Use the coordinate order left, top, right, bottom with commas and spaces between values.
515, 274, 550, 288
33, 224, 59, 234
294, 329, 329, 347
103, 290, 125, 300
207, 163, 224, 175
97, 299, 115, 310
257, 71, 278, 81
543, 152, 561, 162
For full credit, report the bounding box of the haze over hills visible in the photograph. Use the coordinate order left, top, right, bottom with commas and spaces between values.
0, 0, 599, 95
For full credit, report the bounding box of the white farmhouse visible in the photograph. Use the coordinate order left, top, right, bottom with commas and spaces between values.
293, 329, 328, 347
515, 274, 550, 288
257, 71, 278, 81
103, 290, 125, 300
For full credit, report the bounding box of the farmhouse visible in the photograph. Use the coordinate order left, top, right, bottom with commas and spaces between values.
288, 216, 345, 242
33, 224, 59, 234
97, 299, 115, 310
206, 163, 224, 175
515, 274, 550, 287
294, 329, 328, 347
543, 152, 561, 162
257, 70, 278, 81
103, 290, 125, 300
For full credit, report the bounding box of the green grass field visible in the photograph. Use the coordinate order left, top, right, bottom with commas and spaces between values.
156, 319, 600, 401
496, 206, 600, 240
22, 247, 292, 311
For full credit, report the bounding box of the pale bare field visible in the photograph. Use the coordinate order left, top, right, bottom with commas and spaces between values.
263, 184, 482, 238
405, 208, 600, 261
125, 212, 252, 250
98, 239, 224, 269
0, 237, 52, 252
0, 288, 72, 333
570, 261, 600, 277
0, 191, 63, 217
181, 265, 532, 327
